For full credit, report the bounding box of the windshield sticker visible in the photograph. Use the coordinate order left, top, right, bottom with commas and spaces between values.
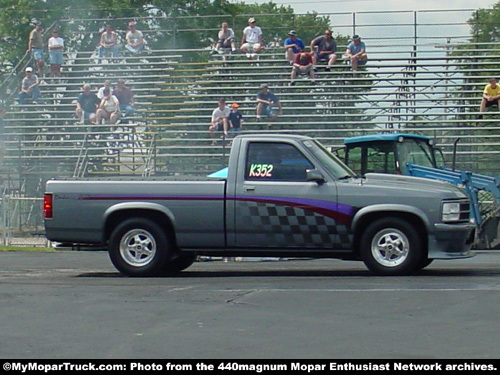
249, 164, 274, 177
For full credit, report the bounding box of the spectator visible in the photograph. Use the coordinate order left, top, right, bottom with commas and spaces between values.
290, 51, 315, 86
284, 30, 305, 65
344, 35, 367, 71
229, 103, 243, 134
76, 84, 100, 125
96, 88, 120, 125
212, 22, 236, 54
209, 98, 230, 138
98, 25, 120, 62
113, 79, 135, 118
125, 22, 144, 55
479, 78, 500, 119
256, 84, 282, 122
240, 17, 263, 59
48, 29, 64, 80
97, 80, 112, 100
310, 29, 337, 71
27, 22, 45, 78
18, 67, 40, 105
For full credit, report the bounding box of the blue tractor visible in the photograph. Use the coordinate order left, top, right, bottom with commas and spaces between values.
342, 133, 500, 249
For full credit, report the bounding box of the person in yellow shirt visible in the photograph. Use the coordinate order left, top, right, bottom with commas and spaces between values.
479, 78, 500, 119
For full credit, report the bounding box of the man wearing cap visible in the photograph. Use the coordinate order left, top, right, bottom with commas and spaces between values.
125, 22, 144, 54
345, 34, 367, 71
18, 67, 40, 105
27, 22, 45, 78
284, 30, 305, 65
228, 103, 243, 133
256, 84, 282, 122
241, 17, 263, 59
310, 29, 337, 71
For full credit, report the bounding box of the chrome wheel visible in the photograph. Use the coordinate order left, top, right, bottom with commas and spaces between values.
371, 228, 409, 267
120, 229, 157, 267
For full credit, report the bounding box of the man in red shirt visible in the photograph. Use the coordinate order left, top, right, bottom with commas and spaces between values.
290, 51, 315, 86
113, 79, 135, 118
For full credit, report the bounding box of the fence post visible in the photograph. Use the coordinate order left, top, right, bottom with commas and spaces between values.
352, 12, 356, 36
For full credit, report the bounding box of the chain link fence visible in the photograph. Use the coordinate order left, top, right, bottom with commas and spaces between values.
0, 194, 47, 247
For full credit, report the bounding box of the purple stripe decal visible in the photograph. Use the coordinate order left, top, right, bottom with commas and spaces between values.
82, 195, 222, 201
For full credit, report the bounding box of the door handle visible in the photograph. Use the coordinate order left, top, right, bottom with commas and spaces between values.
244, 185, 255, 192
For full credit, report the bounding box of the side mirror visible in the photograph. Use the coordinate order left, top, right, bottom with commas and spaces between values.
306, 169, 325, 184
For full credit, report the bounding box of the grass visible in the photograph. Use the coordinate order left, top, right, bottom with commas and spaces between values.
0, 246, 55, 252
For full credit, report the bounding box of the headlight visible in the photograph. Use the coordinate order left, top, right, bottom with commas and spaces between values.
442, 200, 469, 223
442, 202, 460, 222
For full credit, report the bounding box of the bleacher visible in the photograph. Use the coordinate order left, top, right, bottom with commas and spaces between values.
2, 49, 182, 180
146, 43, 500, 175
1, 16, 500, 193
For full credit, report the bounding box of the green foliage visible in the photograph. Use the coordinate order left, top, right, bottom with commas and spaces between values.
469, 2, 500, 43
444, 3, 499, 100
0, 0, 335, 70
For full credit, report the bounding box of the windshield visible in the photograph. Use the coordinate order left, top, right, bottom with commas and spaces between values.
398, 139, 434, 173
302, 139, 357, 179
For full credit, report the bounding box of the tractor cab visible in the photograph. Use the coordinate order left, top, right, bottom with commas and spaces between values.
343, 133, 444, 176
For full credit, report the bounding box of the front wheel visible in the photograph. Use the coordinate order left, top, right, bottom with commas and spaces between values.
109, 218, 171, 276
360, 217, 424, 276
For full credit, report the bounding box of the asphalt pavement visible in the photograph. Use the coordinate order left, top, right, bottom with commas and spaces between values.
0, 250, 499, 359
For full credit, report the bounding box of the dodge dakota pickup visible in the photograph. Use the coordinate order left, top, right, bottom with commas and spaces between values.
44, 134, 475, 276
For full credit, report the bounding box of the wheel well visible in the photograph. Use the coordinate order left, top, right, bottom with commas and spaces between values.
352, 211, 428, 256
104, 209, 176, 246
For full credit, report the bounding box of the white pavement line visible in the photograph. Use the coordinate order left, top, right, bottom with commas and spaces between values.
201, 287, 500, 292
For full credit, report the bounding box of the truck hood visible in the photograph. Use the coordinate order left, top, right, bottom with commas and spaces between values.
359, 173, 467, 198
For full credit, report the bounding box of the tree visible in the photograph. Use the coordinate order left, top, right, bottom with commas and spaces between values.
0, 0, 333, 71
446, 2, 500, 174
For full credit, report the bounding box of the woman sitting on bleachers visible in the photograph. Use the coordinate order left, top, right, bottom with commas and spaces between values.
96, 88, 120, 125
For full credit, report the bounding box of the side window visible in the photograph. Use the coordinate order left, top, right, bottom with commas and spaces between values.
245, 142, 314, 181
365, 143, 397, 174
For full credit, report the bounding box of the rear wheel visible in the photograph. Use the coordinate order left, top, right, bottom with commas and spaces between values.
360, 217, 423, 276
109, 218, 171, 276
164, 253, 197, 274
418, 258, 433, 270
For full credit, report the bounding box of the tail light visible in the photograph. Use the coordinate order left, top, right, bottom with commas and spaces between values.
43, 194, 53, 219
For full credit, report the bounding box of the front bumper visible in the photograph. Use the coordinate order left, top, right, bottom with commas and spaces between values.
428, 222, 476, 259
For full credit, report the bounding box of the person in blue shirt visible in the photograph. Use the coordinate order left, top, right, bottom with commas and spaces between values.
284, 30, 305, 65
256, 84, 282, 122
228, 103, 243, 134
345, 34, 367, 71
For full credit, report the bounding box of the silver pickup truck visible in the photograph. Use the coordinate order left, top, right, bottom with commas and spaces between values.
44, 134, 475, 276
